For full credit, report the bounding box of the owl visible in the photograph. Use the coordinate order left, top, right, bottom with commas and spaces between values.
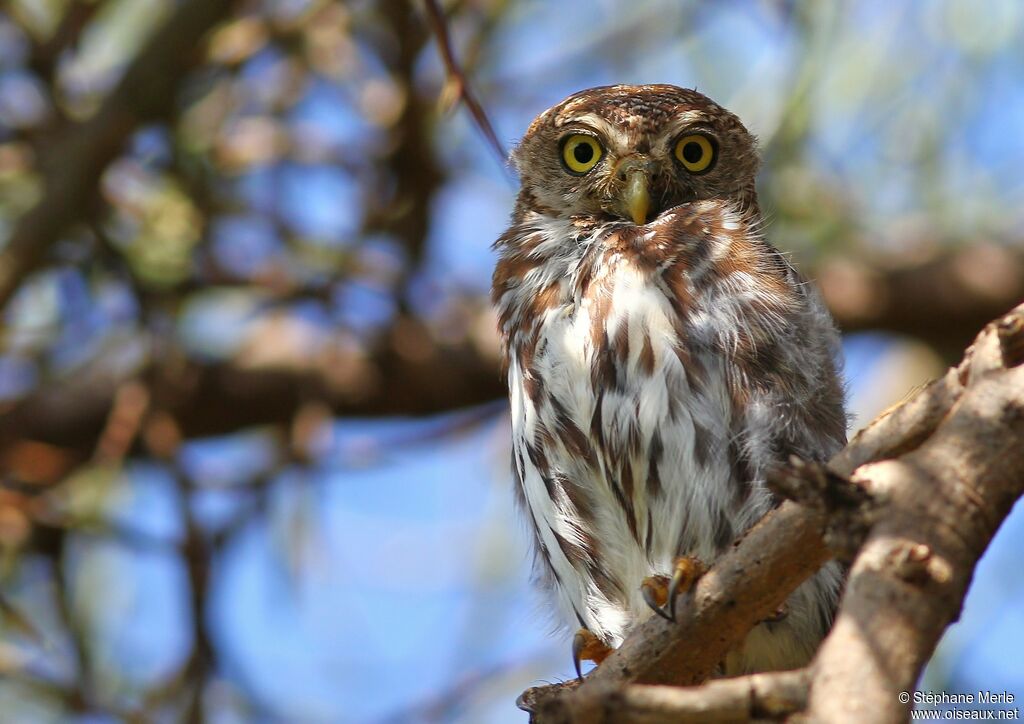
491, 85, 847, 677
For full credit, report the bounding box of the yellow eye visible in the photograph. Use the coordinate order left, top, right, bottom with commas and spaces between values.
674, 134, 716, 173
561, 134, 603, 174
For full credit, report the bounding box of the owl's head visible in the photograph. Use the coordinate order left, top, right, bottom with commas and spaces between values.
511, 85, 760, 224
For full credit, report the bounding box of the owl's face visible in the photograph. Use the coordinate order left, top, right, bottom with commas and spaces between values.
512, 85, 760, 224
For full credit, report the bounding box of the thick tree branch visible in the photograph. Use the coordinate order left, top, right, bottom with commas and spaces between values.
806, 309, 1024, 722
818, 245, 1024, 356
534, 670, 811, 724
0, 314, 503, 450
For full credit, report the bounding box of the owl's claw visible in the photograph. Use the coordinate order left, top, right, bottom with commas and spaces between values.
571, 628, 613, 682
571, 630, 586, 681
666, 556, 707, 621
640, 575, 673, 620
641, 556, 707, 621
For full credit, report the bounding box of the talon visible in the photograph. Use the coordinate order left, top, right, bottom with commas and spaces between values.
667, 556, 707, 621
572, 630, 586, 681
572, 628, 612, 682
640, 575, 673, 620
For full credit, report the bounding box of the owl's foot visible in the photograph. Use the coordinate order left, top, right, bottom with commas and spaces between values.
641, 556, 707, 622
572, 628, 613, 682
640, 575, 673, 621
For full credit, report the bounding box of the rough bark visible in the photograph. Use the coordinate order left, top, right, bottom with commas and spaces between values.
537, 670, 811, 724
806, 309, 1024, 721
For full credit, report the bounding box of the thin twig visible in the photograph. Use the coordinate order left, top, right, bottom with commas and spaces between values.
421, 0, 508, 166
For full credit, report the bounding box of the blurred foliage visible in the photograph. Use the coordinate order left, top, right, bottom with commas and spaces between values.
0, 0, 1022, 721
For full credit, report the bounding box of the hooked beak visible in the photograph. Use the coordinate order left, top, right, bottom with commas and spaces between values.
614, 157, 657, 225
624, 170, 651, 225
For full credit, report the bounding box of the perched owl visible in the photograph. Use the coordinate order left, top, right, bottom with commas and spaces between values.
491, 85, 847, 677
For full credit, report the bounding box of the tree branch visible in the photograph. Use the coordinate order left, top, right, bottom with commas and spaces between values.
0, 313, 504, 451
534, 670, 811, 724
818, 245, 1024, 357
421, 0, 508, 165
806, 306, 1024, 721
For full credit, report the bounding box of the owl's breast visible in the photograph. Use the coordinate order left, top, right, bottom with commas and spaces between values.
519, 252, 739, 556
505, 248, 751, 642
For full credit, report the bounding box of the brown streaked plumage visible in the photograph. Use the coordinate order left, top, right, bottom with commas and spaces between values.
492, 84, 846, 674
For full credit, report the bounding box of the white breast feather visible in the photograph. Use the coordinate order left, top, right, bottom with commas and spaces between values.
510, 253, 738, 645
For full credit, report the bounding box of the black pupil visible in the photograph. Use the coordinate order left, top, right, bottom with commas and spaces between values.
683, 141, 704, 164
573, 142, 594, 164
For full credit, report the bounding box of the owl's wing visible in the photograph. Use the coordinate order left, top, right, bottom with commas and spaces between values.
720, 238, 847, 487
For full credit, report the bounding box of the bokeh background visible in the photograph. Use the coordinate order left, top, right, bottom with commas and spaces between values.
1, 0, 1023, 721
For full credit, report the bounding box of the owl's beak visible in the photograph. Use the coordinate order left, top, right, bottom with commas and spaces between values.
615, 157, 657, 225
623, 170, 651, 225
